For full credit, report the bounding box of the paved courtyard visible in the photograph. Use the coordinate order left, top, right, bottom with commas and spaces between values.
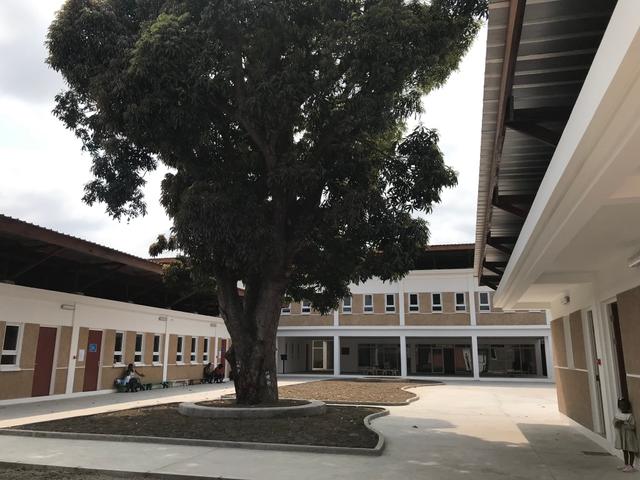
0, 380, 624, 479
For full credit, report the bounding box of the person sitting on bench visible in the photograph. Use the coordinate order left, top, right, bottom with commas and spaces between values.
203, 362, 214, 383
213, 363, 225, 383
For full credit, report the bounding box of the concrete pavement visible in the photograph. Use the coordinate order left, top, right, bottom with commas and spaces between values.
0, 381, 626, 479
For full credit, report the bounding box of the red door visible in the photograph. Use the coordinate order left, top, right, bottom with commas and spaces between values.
31, 327, 57, 397
83, 330, 102, 392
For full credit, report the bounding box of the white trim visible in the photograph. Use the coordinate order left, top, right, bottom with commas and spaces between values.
363, 294, 374, 313
203, 337, 210, 363
408, 293, 420, 313
431, 293, 443, 312
341, 296, 352, 314
49, 326, 61, 395
301, 300, 312, 315
113, 331, 125, 365
626, 373, 640, 379
478, 292, 491, 312
0, 323, 23, 368
176, 335, 185, 363
385, 293, 396, 313
134, 332, 144, 364
152, 333, 162, 364
189, 336, 198, 363
281, 303, 291, 315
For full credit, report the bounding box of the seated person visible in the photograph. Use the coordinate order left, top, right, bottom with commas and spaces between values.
213, 363, 225, 383
203, 362, 214, 383
115, 363, 145, 392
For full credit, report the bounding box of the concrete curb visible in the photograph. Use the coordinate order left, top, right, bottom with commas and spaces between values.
182, 399, 326, 418
0, 408, 389, 456
0, 461, 239, 480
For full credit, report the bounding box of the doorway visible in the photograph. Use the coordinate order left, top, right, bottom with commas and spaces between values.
312, 340, 328, 370
82, 330, 102, 392
586, 310, 606, 436
31, 327, 57, 397
607, 302, 629, 401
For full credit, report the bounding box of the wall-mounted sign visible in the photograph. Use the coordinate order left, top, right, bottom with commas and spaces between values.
88, 343, 98, 353
78, 349, 85, 362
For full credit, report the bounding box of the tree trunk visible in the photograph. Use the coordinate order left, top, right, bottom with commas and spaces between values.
217, 276, 284, 405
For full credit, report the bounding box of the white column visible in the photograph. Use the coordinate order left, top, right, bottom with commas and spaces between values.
400, 335, 407, 377
535, 338, 544, 376
468, 278, 478, 326
545, 335, 554, 381
162, 316, 170, 382
212, 327, 219, 365
333, 308, 339, 327
333, 335, 341, 376
65, 303, 79, 394
398, 281, 406, 326
471, 334, 480, 380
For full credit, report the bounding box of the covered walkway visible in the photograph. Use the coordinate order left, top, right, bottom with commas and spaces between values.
0, 381, 622, 479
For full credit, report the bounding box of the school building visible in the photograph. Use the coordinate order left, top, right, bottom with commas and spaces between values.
476, 0, 640, 451
276, 244, 552, 381
0, 214, 230, 402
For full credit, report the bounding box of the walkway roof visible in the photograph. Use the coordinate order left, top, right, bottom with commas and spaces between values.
0, 214, 219, 316
475, 0, 617, 289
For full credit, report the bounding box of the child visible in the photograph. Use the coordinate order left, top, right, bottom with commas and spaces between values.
614, 398, 638, 473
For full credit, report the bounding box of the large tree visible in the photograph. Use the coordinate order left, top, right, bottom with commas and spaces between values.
48, 0, 486, 404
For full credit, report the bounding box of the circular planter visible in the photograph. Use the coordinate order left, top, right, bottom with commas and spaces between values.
178, 399, 327, 419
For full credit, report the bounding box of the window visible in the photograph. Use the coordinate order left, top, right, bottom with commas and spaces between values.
385, 294, 395, 313
113, 331, 124, 364
409, 293, 419, 312
342, 296, 352, 314
281, 303, 291, 315
203, 337, 210, 363
364, 294, 374, 313
190, 336, 198, 362
455, 293, 466, 312
176, 336, 184, 363
1, 324, 21, 366
152, 334, 161, 363
134, 333, 144, 363
431, 293, 442, 312
479, 292, 491, 312
301, 300, 312, 314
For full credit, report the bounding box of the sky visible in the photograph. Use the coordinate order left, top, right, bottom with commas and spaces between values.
0, 1, 487, 258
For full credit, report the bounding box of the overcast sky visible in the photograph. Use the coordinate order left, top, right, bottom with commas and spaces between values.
0, 1, 486, 258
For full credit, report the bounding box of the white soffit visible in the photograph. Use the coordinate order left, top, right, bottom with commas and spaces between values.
494, 0, 640, 308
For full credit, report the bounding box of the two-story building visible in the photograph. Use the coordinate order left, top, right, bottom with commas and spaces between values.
276, 244, 552, 381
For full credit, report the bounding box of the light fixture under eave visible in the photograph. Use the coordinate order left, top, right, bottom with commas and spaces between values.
60, 304, 76, 311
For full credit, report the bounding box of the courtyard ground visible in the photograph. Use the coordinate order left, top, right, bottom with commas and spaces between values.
0, 379, 625, 479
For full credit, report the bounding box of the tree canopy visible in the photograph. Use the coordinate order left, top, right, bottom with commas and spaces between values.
48, 0, 486, 403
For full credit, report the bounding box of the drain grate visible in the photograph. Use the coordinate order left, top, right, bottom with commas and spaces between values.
582, 451, 612, 456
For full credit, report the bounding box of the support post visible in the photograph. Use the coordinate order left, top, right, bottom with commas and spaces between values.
545, 334, 554, 382
471, 334, 480, 380
399, 281, 405, 326
400, 335, 407, 377
333, 335, 340, 376
65, 303, 79, 394
162, 317, 170, 382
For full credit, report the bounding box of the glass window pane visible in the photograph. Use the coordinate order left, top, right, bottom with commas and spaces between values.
153, 336, 160, 352
114, 333, 123, 351
2, 326, 18, 351
135, 334, 143, 351
1, 355, 17, 365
